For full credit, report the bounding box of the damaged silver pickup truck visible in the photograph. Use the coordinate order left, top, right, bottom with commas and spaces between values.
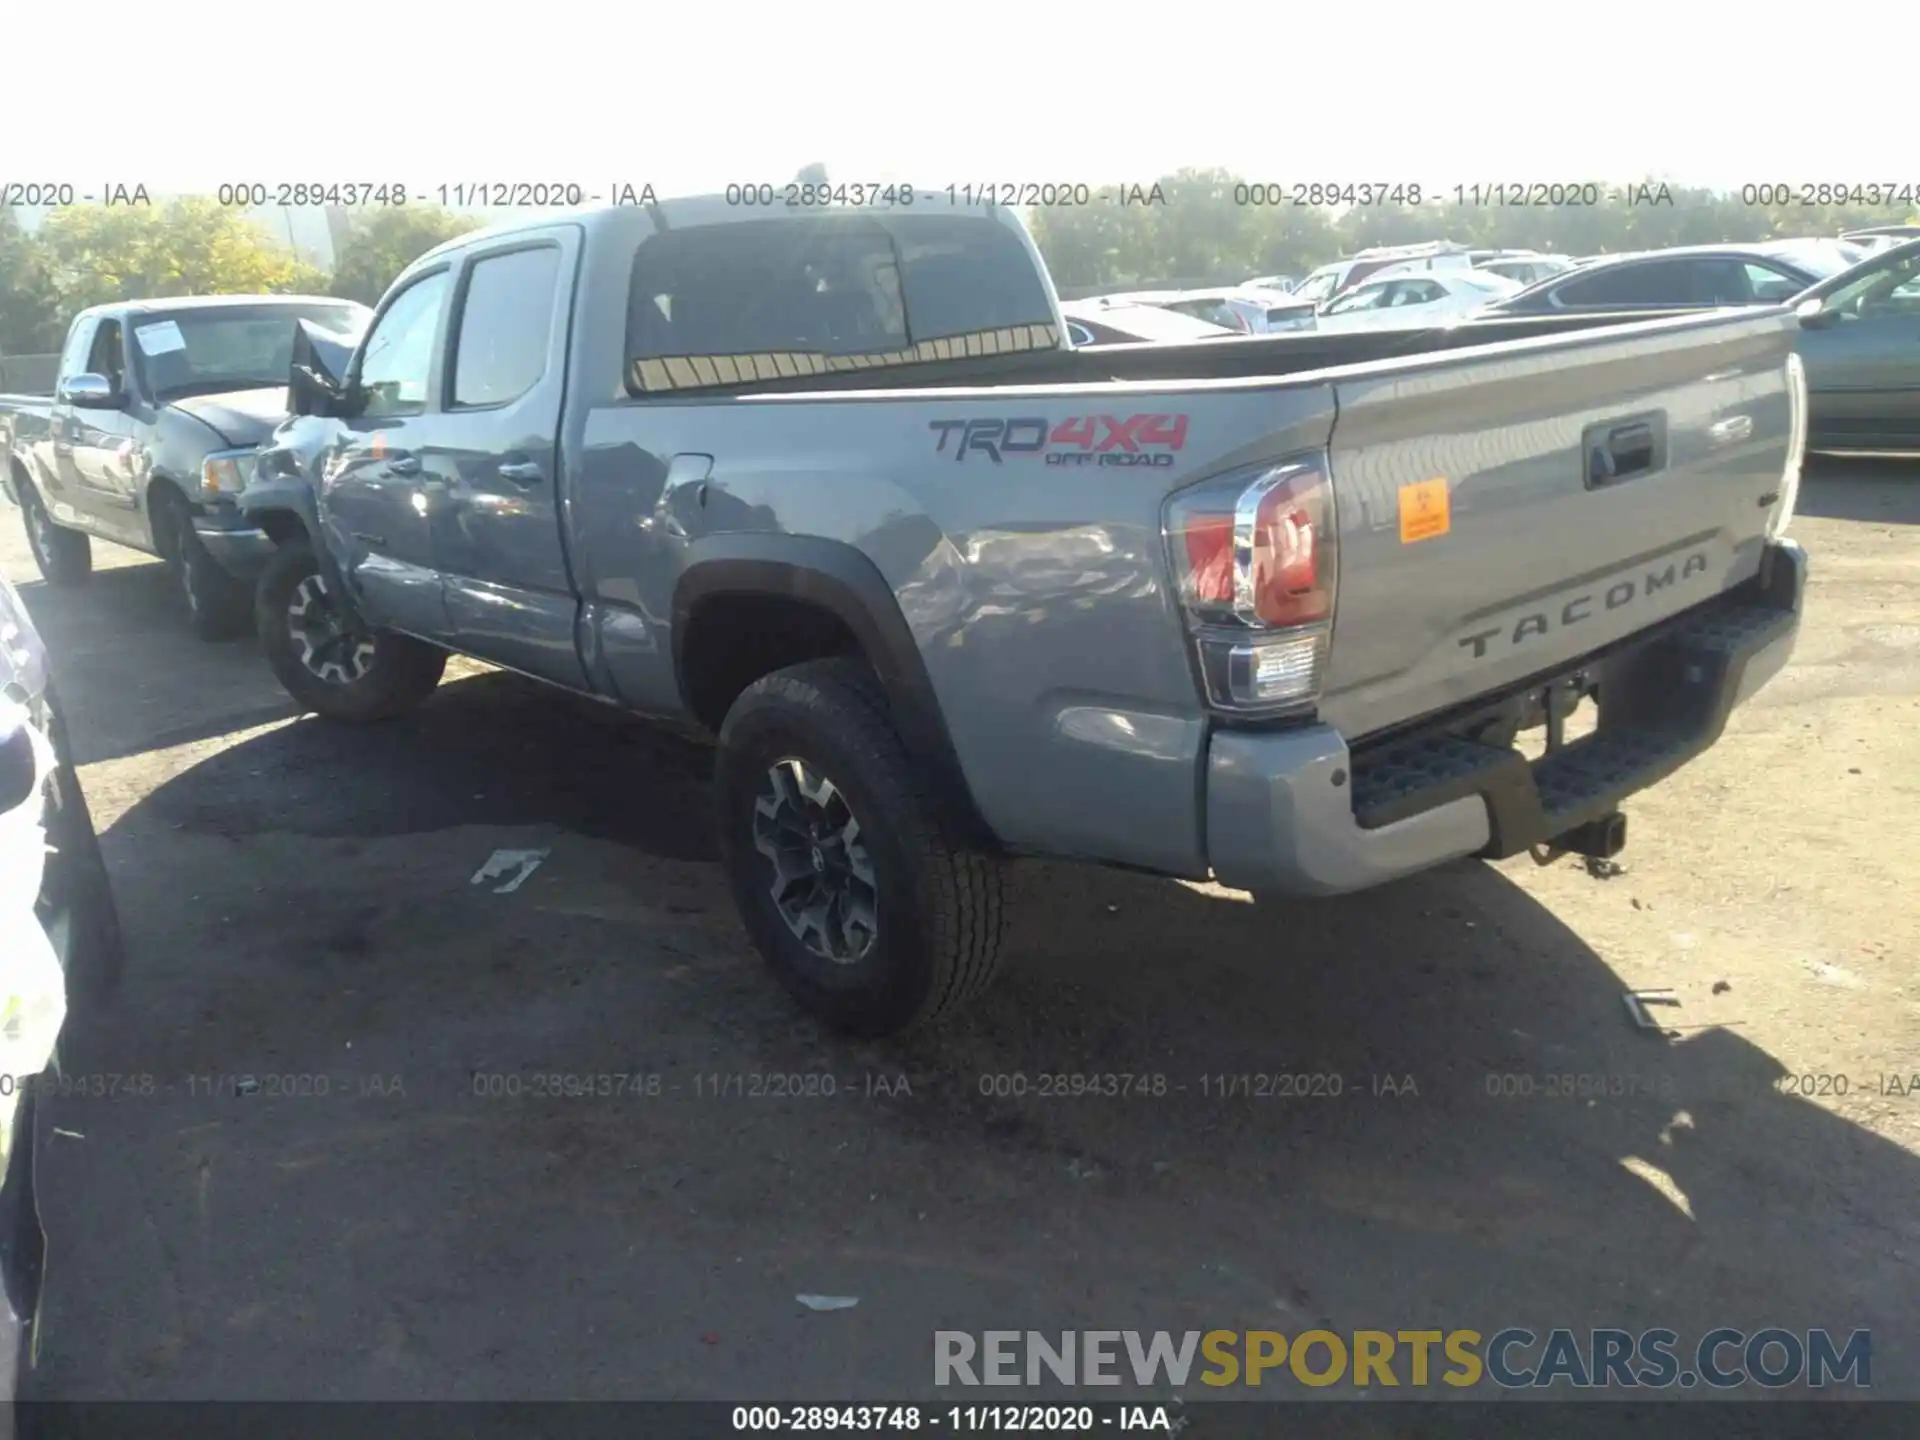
233, 192, 1807, 1036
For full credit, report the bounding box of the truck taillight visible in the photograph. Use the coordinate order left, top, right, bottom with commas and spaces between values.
1769, 351, 1807, 541
1165, 455, 1338, 715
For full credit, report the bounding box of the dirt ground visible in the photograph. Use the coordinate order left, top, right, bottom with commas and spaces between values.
5, 462, 1916, 1406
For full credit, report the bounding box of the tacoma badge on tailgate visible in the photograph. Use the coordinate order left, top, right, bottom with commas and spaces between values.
1456, 551, 1713, 660
928, 414, 1189, 466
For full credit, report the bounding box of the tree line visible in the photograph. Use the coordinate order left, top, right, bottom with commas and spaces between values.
0, 200, 482, 357
1028, 169, 1919, 292
4, 172, 1916, 357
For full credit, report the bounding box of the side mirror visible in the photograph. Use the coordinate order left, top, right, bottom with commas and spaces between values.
57, 373, 120, 408
286, 319, 365, 417
1795, 297, 1838, 330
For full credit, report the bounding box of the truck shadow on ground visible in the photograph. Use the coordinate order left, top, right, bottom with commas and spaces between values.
41, 646, 1918, 1400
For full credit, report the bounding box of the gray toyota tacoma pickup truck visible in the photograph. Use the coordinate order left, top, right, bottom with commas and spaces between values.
0, 295, 369, 637
235, 193, 1808, 1036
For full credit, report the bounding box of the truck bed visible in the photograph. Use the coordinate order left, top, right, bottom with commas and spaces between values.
683, 309, 1734, 395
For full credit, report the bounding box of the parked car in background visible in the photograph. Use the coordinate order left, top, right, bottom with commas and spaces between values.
1841, 225, 1920, 255
1792, 237, 1920, 456
0, 296, 372, 638
1290, 242, 1475, 305
1059, 301, 1237, 346
1100, 288, 1316, 334
1310, 270, 1520, 331
1475, 253, 1577, 286
0, 574, 125, 1396
1481, 241, 1858, 316
1242, 274, 1299, 293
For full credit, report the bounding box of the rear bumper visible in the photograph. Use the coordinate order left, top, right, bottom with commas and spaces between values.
1205, 539, 1806, 897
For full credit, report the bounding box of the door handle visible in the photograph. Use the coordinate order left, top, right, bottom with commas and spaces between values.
496, 459, 544, 486
385, 453, 422, 476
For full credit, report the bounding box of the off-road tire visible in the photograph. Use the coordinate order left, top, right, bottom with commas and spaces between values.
18, 484, 91, 588
158, 493, 252, 641
255, 540, 446, 722
715, 657, 1005, 1037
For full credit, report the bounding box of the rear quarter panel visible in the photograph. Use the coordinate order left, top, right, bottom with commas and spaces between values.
571, 380, 1336, 872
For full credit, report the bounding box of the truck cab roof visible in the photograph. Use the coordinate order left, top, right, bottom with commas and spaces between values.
409, 189, 1023, 271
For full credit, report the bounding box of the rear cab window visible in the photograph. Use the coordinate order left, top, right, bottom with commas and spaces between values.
624, 212, 1058, 394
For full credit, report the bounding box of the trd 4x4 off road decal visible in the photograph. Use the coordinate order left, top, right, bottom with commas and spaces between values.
929, 414, 1190, 466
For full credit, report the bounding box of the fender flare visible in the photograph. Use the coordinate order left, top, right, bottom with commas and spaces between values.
237, 473, 322, 542
672, 533, 995, 849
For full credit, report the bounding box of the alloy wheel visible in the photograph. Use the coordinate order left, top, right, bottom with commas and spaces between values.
286, 572, 375, 685
751, 757, 878, 964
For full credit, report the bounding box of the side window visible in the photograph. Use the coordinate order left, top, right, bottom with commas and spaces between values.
1293, 272, 1339, 304
1324, 283, 1390, 314
1742, 263, 1805, 303
452, 246, 562, 408
357, 271, 451, 419
1554, 261, 1684, 307
1389, 280, 1445, 306
1818, 255, 1920, 321
1173, 300, 1239, 328
1865, 268, 1920, 313
59, 319, 98, 381
1689, 260, 1753, 305
1065, 322, 1095, 347
86, 321, 127, 391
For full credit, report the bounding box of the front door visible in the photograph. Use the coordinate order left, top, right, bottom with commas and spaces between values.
318, 268, 455, 641
68, 317, 146, 544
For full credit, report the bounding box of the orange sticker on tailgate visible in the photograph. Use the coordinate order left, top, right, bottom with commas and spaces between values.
1398, 477, 1451, 543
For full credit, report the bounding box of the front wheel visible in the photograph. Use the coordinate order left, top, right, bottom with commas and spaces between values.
19, 484, 92, 588
161, 495, 252, 641
714, 658, 1005, 1038
255, 541, 446, 722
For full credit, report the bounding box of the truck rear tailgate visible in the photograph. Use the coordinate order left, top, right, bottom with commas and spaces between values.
1317, 310, 1798, 741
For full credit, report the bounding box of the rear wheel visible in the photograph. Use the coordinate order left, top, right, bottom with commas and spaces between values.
18, 484, 91, 588
255, 541, 446, 722
715, 658, 1005, 1037
159, 493, 251, 641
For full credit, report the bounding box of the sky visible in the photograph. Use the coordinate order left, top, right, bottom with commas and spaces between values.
1, 1, 1904, 198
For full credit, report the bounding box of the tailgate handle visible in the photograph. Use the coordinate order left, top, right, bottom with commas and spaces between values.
1585, 415, 1665, 488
